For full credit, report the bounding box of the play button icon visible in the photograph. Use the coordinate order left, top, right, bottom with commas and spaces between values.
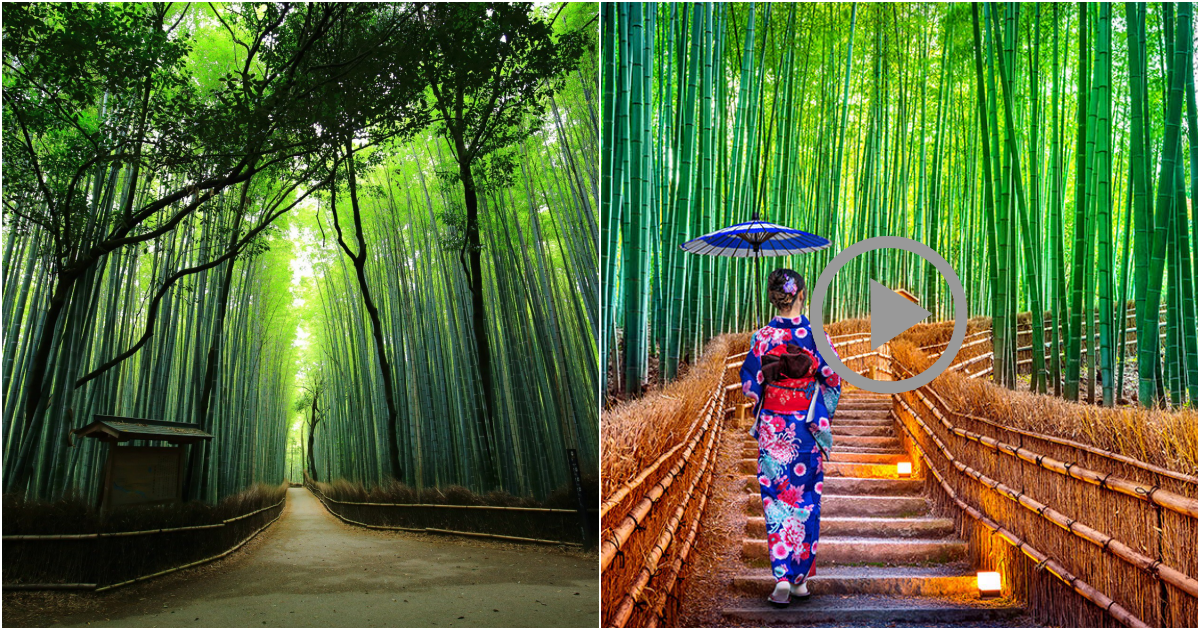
809, 236, 968, 394
869, 280, 931, 350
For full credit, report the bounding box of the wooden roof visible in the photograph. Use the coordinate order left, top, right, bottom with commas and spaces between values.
894, 288, 921, 305
70, 416, 213, 446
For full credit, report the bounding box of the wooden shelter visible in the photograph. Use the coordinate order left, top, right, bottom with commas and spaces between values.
69, 416, 213, 446
70, 416, 213, 510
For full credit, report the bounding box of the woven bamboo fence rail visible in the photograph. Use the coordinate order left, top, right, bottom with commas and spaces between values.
888, 350, 1198, 628
920, 305, 1162, 353
3, 496, 286, 591
600, 369, 726, 627
305, 480, 592, 545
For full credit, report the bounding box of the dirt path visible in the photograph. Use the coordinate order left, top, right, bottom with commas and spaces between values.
14, 488, 597, 627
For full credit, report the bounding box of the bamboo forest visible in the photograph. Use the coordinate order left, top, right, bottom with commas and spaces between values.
601, 2, 1198, 410
2, 2, 599, 505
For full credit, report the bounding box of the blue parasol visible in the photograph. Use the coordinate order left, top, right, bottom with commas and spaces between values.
679, 219, 832, 258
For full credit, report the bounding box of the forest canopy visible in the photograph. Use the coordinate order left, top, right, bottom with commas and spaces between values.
2, 2, 599, 502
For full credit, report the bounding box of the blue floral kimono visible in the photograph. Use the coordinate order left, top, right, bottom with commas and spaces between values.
740, 314, 842, 585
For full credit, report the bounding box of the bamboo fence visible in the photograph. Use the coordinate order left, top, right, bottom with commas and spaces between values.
305, 480, 592, 545
918, 304, 1169, 380
600, 334, 739, 627
3, 493, 287, 590
889, 344, 1198, 628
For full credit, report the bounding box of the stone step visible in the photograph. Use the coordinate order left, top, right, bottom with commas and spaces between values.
722, 594, 1023, 625
836, 444, 906, 454
836, 435, 901, 449
729, 563, 977, 597
832, 451, 906, 465
744, 494, 929, 518
826, 460, 904, 478
745, 515, 956, 539
835, 410, 893, 421
834, 424, 895, 437
840, 400, 893, 409
835, 417, 894, 428
738, 458, 905, 478
742, 476, 923, 497
746, 412, 893, 427
740, 446, 906, 465
742, 536, 967, 565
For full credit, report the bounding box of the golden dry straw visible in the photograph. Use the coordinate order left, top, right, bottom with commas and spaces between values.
892, 340, 1198, 474
601, 334, 746, 498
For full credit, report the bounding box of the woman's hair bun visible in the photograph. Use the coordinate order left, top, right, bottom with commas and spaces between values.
767, 268, 805, 311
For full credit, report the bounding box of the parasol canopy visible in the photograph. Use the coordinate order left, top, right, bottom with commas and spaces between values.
679, 219, 832, 257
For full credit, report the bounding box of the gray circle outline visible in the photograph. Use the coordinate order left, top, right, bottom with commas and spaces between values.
809, 236, 967, 394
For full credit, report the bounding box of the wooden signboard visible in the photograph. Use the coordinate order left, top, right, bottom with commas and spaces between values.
100, 446, 185, 511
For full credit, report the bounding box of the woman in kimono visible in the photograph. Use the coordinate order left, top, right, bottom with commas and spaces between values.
739, 268, 842, 606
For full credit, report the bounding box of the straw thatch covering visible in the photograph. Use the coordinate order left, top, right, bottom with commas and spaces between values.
890, 340, 1198, 628
601, 334, 747, 501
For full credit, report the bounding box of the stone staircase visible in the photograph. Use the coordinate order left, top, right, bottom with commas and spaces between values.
721, 389, 1024, 625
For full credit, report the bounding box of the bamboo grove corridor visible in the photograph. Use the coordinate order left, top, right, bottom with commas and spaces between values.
599, 3, 1197, 625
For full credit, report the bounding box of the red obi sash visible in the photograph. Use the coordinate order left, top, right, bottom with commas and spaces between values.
762, 377, 815, 414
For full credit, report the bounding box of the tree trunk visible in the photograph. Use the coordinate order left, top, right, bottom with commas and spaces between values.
307, 397, 320, 482
460, 163, 501, 491
186, 239, 238, 501
7, 274, 75, 494
342, 147, 405, 484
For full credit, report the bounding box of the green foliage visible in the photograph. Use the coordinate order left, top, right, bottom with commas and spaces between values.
2, 2, 599, 503
307, 60, 599, 496
416, 2, 588, 165
601, 2, 1195, 409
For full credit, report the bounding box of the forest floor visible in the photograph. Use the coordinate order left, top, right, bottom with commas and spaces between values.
3, 488, 598, 628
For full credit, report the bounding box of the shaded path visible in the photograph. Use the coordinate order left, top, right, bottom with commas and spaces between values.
44, 488, 597, 627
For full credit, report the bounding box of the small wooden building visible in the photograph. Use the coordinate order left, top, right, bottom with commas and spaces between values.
70, 416, 213, 511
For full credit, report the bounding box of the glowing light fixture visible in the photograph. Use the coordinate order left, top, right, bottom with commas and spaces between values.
977, 571, 1002, 598
896, 461, 912, 478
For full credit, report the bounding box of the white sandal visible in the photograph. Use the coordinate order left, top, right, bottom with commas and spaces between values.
767, 581, 791, 607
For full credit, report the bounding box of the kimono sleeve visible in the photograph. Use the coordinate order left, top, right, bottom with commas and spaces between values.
814, 331, 842, 416
739, 331, 764, 406
740, 332, 767, 438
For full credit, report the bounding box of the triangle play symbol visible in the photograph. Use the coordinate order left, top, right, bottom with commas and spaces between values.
869, 279, 931, 351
